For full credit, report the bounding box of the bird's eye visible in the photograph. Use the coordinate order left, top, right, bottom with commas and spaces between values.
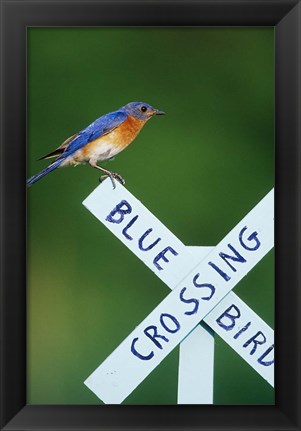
140, 106, 147, 112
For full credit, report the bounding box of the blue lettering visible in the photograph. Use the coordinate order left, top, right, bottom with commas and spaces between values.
243, 331, 266, 355
122, 215, 139, 240
208, 261, 231, 281
139, 229, 161, 251
239, 226, 261, 251
216, 304, 241, 331
160, 313, 181, 333
179, 287, 199, 315
131, 337, 154, 360
234, 321, 251, 339
153, 246, 178, 270
106, 200, 132, 224
219, 244, 246, 272
193, 273, 215, 300
144, 325, 169, 349
258, 344, 274, 366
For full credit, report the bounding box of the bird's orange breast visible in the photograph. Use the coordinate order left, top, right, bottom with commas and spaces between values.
114, 115, 146, 149
79, 115, 146, 161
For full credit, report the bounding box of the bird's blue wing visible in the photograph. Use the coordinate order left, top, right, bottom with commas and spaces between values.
58, 110, 127, 159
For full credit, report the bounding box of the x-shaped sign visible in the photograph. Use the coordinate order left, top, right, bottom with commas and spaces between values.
83, 180, 274, 404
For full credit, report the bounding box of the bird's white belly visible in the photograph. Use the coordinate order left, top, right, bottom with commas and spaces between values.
63, 138, 123, 166
87, 139, 122, 161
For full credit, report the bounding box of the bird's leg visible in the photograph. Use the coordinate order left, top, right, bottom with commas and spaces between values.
99, 169, 126, 189
89, 161, 125, 189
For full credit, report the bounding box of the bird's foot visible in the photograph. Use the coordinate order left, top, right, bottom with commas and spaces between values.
99, 172, 125, 189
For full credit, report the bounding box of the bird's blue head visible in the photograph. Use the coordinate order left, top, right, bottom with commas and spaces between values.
122, 102, 165, 121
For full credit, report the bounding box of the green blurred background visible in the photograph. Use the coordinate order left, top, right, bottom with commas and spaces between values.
27, 28, 274, 405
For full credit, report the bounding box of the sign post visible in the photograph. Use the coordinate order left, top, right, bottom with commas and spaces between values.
83, 180, 274, 404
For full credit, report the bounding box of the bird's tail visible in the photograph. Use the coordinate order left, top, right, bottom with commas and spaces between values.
27, 159, 64, 186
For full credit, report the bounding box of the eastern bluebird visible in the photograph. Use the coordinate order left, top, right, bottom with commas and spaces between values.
27, 101, 165, 188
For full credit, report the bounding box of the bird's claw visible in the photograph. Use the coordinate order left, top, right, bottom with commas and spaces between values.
99, 172, 125, 189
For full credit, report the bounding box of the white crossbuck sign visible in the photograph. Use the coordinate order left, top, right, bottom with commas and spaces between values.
83, 180, 274, 404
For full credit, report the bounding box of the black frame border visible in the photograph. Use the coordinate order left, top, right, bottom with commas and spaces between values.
1, 1, 300, 430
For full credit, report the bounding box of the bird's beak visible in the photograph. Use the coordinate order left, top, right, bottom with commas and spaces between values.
154, 109, 166, 115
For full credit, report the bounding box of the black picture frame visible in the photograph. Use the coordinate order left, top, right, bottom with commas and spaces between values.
0, 0, 300, 430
